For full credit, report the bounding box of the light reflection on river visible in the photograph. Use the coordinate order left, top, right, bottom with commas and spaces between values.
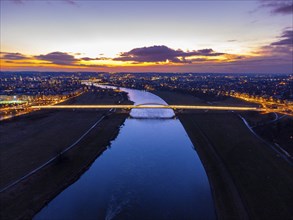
34, 85, 216, 220
98, 84, 175, 119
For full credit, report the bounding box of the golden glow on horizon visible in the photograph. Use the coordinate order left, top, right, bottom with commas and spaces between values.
0, 47, 279, 72
0, 53, 190, 69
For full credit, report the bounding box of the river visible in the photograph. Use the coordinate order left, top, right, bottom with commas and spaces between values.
34, 86, 216, 220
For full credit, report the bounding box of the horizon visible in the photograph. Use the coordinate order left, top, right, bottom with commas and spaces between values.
0, 0, 292, 73
1, 70, 292, 75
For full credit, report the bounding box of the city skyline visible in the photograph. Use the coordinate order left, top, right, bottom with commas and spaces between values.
0, 0, 292, 73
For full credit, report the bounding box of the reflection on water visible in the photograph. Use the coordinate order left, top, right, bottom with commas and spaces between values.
95, 84, 175, 119
34, 85, 215, 220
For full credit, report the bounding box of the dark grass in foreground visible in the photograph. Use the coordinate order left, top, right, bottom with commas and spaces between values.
0, 91, 131, 219
155, 90, 293, 220
242, 112, 293, 156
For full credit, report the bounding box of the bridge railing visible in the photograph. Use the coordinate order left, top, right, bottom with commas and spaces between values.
30, 104, 262, 111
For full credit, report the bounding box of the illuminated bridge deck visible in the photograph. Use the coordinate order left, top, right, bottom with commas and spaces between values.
31, 105, 262, 111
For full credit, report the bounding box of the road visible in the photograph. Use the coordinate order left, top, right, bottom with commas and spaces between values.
31, 104, 262, 111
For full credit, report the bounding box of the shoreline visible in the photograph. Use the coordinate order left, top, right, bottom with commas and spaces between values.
178, 114, 249, 220
1, 113, 129, 219
153, 90, 249, 219
0, 91, 131, 219
154, 90, 293, 220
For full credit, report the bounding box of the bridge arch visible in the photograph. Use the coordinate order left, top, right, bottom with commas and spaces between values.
135, 103, 168, 107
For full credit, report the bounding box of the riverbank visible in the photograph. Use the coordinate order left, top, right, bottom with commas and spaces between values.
0, 90, 131, 219
155, 90, 293, 220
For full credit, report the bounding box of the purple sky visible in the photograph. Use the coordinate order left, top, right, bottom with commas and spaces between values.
0, 0, 292, 73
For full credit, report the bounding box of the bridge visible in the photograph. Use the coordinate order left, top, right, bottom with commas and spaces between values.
31, 104, 262, 111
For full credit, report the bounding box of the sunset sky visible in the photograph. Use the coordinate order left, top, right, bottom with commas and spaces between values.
0, 0, 292, 73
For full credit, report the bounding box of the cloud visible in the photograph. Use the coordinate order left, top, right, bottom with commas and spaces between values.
64, 0, 77, 5
0, 51, 110, 66
62, 0, 79, 7
258, 29, 293, 57
0, 52, 28, 60
80, 57, 98, 61
34, 52, 110, 66
4, 60, 49, 65
274, 4, 293, 14
35, 52, 78, 65
242, 29, 293, 72
260, 0, 293, 14
196, 49, 225, 56
224, 54, 246, 60
189, 58, 217, 62
113, 45, 225, 63
80, 57, 110, 61
270, 29, 293, 46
